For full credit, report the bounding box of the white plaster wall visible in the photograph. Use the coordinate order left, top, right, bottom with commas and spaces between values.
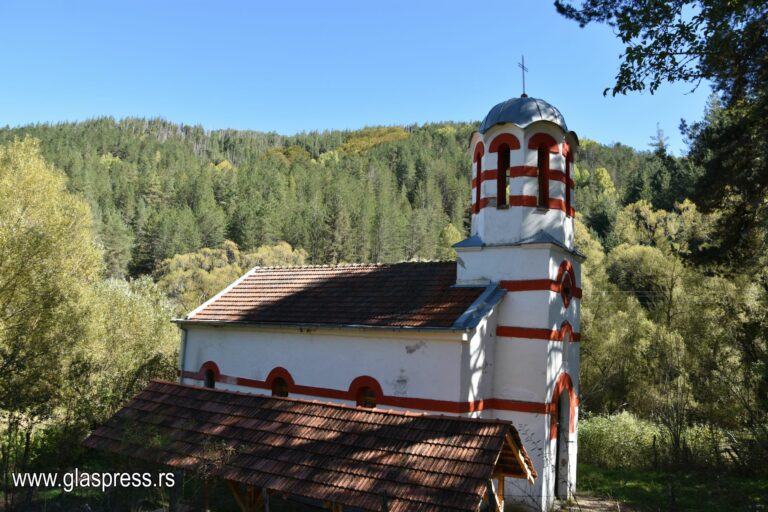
492, 339, 549, 402
493, 410, 552, 511
497, 293, 580, 333
457, 246, 553, 282
181, 326, 466, 403
461, 304, 499, 407
456, 247, 581, 287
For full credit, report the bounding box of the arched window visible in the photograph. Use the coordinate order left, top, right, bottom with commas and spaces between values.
565, 151, 573, 216
349, 376, 382, 409
497, 144, 510, 207
271, 377, 289, 397
203, 369, 215, 389
537, 145, 549, 208
356, 387, 377, 408
557, 260, 577, 308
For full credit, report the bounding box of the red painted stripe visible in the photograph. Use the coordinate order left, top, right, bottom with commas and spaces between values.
474, 166, 576, 184
496, 325, 581, 342
474, 194, 574, 216
509, 165, 537, 178
509, 195, 539, 207
501, 279, 583, 297
549, 170, 575, 187
501, 279, 559, 292
181, 370, 554, 415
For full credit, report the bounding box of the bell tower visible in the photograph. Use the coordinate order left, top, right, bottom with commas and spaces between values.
456, 96, 582, 510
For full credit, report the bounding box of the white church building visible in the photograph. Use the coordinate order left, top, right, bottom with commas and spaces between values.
175, 95, 583, 511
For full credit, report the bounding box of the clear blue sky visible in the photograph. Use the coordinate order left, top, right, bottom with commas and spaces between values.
0, 0, 711, 154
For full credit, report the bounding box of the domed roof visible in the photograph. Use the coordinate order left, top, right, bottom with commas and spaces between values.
479, 96, 568, 134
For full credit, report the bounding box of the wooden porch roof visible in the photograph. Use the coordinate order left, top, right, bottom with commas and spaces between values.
84, 381, 536, 512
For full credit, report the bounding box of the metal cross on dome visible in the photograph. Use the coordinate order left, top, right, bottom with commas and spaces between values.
518, 55, 529, 98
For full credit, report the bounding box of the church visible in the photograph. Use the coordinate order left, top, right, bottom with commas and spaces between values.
172, 95, 582, 510
84, 94, 581, 512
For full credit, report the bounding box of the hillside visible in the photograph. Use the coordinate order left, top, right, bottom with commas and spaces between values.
0, 118, 688, 277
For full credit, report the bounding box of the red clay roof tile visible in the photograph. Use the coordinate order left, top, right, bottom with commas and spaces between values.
84, 381, 535, 512
183, 262, 485, 328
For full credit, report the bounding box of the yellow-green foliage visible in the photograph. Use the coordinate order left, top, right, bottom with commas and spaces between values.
579, 412, 661, 469
0, 138, 183, 469
580, 413, 726, 469
436, 223, 463, 261
339, 127, 409, 154
72, 278, 178, 421
0, 138, 102, 413
155, 240, 307, 316
614, 199, 714, 255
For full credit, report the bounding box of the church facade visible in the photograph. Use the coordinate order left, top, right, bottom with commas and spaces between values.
176, 96, 582, 511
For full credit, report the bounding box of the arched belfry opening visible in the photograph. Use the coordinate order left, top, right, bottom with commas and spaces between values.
537, 145, 549, 208
497, 143, 510, 207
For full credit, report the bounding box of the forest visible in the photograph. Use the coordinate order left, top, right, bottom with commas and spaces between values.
0, 0, 766, 509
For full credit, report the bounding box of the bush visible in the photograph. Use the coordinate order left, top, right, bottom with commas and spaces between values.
579, 412, 731, 470
579, 412, 661, 469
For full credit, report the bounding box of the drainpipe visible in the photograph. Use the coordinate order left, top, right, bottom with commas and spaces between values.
178, 327, 188, 384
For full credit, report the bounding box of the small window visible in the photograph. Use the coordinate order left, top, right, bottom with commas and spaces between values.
561, 272, 574, 307
537, 146, 549, 208
271, 377, 289, 398
356, 387, 377, 408
497, 144, 510, 207
203, 369, 215, 389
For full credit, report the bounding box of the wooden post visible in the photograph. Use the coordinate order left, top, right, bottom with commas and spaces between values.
227, 480, 251, 512
497, 476, 505, 506
486, 479, 501, 512
202, 478, 210, 512
262, 488, 270, 512
247, 485, 255, 509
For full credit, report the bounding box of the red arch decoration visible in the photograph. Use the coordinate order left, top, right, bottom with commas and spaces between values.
265, 367, 295, 390
474, 142, 485, 160
549, 372, 577, 439
489, 133, 521, 153
348, 376, 383, 402
527, 133, 560, 153
200, 361, 221, 379
559, 321, 574, 342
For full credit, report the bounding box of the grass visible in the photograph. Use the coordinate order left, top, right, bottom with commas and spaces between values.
577, 463, 768, 511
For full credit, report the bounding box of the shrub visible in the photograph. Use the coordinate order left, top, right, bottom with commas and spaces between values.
579, 412, 661, 469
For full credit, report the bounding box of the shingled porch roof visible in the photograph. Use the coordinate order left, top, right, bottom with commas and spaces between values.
84, 381, 536, 512
176, 262, 504, 330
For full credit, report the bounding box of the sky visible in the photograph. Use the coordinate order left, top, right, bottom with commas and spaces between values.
0, 0, 712, 154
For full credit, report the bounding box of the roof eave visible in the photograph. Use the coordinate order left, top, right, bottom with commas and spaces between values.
172, 318, 473, 334
450, 283, 506, 330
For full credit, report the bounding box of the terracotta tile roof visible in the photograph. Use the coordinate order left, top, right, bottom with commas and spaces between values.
84, 381, 536, 512
182, 262, 493, 329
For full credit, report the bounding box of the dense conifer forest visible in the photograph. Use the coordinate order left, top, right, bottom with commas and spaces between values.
0, 117, 697, 275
